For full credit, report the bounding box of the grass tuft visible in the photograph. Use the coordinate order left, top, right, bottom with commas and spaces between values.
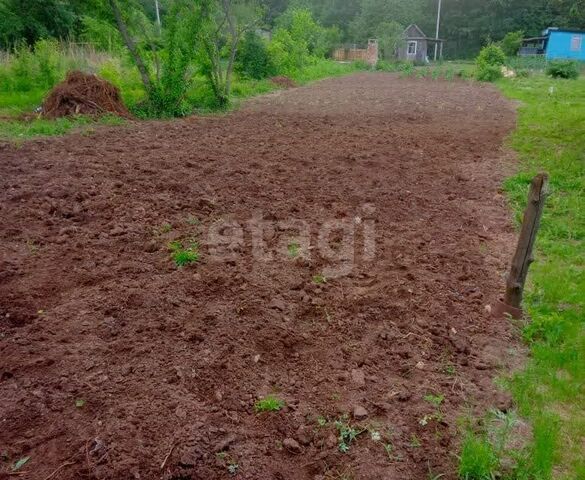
254, 395, 285, 413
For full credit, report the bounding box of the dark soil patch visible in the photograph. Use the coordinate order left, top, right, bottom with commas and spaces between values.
42, 71, 131, 119
271, 75, 297, 89
0, 73, 518, 480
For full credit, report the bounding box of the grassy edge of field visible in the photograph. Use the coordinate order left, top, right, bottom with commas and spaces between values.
458, 75, 584, 480
0, 59, 366, 142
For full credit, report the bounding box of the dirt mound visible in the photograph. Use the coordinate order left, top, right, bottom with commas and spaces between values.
271, 75, 297, 89
42, 71, 131, 119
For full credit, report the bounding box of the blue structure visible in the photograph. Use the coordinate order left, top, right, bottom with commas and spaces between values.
520, 28, 585, 61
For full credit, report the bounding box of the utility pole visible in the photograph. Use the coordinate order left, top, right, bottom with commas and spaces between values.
434, 0, 442, 61
155, 0, 162, 35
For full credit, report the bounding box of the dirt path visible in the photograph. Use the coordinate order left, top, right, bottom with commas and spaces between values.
0, 73, 519, 480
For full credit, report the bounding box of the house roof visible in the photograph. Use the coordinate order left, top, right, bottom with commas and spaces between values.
403, 24, 445, 42
404, 24, 427, 38
544, 27, 585, 35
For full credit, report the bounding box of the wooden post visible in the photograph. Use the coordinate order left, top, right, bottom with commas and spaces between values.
504, 173, 549, 309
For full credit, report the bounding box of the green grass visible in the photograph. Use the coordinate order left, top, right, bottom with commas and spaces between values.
254, 395, 285, 413
0, 112, 125, 141
459, 74, 584, 479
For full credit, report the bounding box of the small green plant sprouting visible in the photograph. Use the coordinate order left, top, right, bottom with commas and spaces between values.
409, 434, 422, 448
254, 395, 285, 413
420, 394, 445, 426
312, 274, 327, 285
287, 242, 301, 258
75, 399, 86, 408
335, 416, 365, 453
169, 240, 200, 267
424, 394, 445, 408
443, 364, 456, 376
316, 415, 328, 427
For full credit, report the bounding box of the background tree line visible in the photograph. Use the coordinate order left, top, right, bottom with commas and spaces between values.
2, 0, 584, 59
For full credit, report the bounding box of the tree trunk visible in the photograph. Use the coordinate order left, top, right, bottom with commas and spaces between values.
108, 0, 152, 92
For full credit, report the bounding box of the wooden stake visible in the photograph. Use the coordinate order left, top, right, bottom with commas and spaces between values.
505, 173, 549, 309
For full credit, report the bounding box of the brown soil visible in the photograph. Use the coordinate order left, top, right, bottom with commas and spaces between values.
271, 76, 297, 89
0, 73, 519, 480
42, 71, 131, 119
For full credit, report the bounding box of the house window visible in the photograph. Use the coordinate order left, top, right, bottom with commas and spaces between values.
571, 35, 582, 52
407, 41, 417, 55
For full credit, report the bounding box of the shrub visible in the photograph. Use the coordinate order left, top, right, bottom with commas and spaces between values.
546, 60, 579, 79
477, 44, 506, 67
499, 31, 524, 57
34, 39, 61, 89
235, 31, 274, 80
476, 63, 503, 82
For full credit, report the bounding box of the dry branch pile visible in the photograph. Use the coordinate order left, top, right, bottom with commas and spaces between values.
42, 71, 131, 119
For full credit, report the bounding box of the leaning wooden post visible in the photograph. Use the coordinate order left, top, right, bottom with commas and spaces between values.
504, 173, 549, 313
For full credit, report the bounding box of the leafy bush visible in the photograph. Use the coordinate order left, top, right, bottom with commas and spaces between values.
236, 31, 274, 80
546, 60, 579, 79
267, 28, 311, 76
475, 44, 506, 82
476, 44, 506, 67
476, 63, 503, 82
499, 31, 524, 57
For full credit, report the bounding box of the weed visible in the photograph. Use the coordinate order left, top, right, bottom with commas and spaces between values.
316, 415, 328, 427
424, 394, 445, 408
75, 399, 86, 408
168, 240, 200, 267
312, 274, 327, 285
287, 241, 301, 258
443, 364, 456, 376
334, 416, 365, 453
409, 434, 422, 448
186, 216, 200, 226
254, 395, 285, 413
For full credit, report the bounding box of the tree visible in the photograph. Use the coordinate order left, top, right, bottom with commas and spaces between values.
198, 0, 262, 106
107, 0, 200, 116
499, 31, 524, 57
0, 0, 79, 48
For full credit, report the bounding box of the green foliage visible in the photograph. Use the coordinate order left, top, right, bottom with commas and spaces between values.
476, 63, 503, 82
169, 240, 200, 267
81, 15, 123, 53
475, 44, 506, 82
374, 20, 403, 60
268, 27, 310, 76
236, 31, 274, 80
254, 395, 285, 412
0, 0, 79, 49
334, 416, 365, 453
499, 31, 524, 57
476, 44, 506, 67
458, 433, 499, 479
546, 60, 579, 80
312, 274, 327, 285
